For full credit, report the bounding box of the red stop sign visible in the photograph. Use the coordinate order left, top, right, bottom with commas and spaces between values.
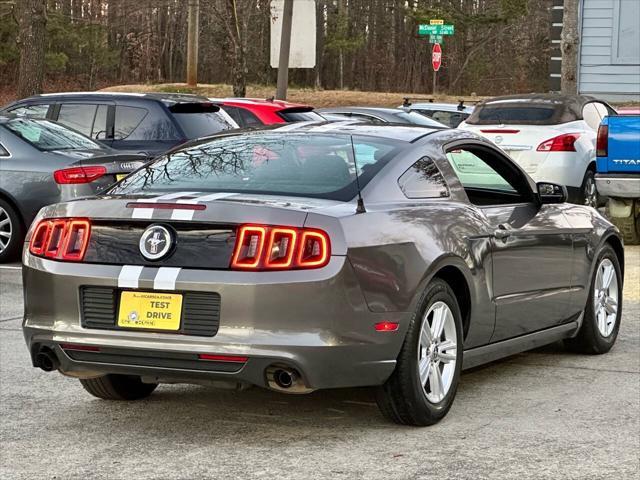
432, 43, 442, 72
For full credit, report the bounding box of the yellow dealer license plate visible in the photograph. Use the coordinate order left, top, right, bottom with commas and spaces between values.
116, 174, 128, 181
118, 291, 183, 331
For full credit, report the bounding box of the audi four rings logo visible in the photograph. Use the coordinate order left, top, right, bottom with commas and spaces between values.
139, 225, 174, 260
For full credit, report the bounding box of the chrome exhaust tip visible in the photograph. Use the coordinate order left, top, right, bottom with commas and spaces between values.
266, 366, 314, 394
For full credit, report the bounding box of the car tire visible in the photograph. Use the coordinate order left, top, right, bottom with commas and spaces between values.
376, 279, 463, 426
0, 199, 24, 263
79, 374, 158, 400
579, 170, 600, 208
565, 245, 623, 354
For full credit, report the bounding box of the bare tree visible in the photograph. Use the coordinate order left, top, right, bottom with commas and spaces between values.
15, 0, 47, 98
561, 0, 579, 94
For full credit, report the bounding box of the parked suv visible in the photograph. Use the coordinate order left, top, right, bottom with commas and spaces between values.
1, 93, 237, 156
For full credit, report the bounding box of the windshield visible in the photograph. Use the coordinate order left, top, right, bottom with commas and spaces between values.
4, 117, 103, 151
109, 133, 403, 201
394, 111, 446, 127
172, 111, 235, 139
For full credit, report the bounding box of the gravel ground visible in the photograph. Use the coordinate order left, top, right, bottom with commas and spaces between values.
1, 247, 638, 480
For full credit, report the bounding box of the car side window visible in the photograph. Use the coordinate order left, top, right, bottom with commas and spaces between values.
114, 106, 148, 140
582, 103, 601, 130
238, 108, 262, 126
7, 104, 50, 118
445, 146, 532, 206
398, 157, 449, 199
91, 105, 109, 139
222, 106, 244, 126
57, 104, 98, 136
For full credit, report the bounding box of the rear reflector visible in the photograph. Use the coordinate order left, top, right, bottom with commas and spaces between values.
28, 218, 91, 261
53, 166, 107, 184
230, 224, 330, 271
126, 202, 207, 211
596, 124, 608, 157
481, 129, 520, 134
198, 354, 248, 363
375, 321, 399, 332
60, 343, 100, 352
536, 133, 581, 152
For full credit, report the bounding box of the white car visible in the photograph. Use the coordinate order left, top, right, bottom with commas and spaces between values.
458, 94, 617, 207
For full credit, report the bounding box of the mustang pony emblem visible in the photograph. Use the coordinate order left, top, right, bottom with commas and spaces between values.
139, 225, 173, 260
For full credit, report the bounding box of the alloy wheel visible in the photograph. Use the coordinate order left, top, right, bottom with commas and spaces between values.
583, 176, 598, 208
417, 301, 457, 403
593, 258, 619, 337
0, 206, 12, 254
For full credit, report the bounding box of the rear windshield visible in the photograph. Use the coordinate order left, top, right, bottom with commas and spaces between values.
109, 133, 403, 201
394, 111, 446, 127
466, 102, 572, 125
4, 117, 103, 151
172, 111, 235, 139
277, 109, 324, 123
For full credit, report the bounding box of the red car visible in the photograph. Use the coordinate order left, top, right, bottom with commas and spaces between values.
214, 98, 324, 127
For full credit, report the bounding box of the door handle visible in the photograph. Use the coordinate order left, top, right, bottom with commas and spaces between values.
494, 224, 512, 240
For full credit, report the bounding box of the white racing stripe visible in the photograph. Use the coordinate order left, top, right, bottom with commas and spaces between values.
118, 265, 144, 288
131, 192, 200, 219
171, 192, 237, 220
153, 267, 181, 290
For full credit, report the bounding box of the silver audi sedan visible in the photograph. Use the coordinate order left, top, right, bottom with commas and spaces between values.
22, 122, 624, 425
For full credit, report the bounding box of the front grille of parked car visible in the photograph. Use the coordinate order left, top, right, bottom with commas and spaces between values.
80, 287, 221, 336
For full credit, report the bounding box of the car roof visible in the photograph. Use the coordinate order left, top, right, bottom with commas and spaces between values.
407, 103, 474, 113
317, 107, 407, 115
213, 97, 312, 110
478, 93, 600, 110
179, 121, 445, 147
6, 91, 212, 105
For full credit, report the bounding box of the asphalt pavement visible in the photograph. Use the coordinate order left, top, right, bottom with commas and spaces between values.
1, 248, 639, 480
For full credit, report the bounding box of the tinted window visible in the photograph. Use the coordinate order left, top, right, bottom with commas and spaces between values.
92, 104, 109, 139
172, 111, 235, 139
398, 158, 449, 199
319, 112, 353, 122
277, 110, 324, 122
420, 110, 467, 127
57, 104, 99, 136
447, 150, 516, 193
0, 142, 9, 156
7, 104, 49, 118
5, 118, 103, 151
237, 107, 263, 127
476, 106, 554, 123
393, 111, 445, 127
114, 106, 148, 140
110, 133, 403, 201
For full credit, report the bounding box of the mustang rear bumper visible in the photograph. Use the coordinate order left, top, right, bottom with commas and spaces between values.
22, 253, 408, 391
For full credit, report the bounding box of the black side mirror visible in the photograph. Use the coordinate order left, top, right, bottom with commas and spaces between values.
537, 182, 567, 204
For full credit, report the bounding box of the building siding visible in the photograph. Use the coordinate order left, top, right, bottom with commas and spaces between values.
578, 0, 640, 102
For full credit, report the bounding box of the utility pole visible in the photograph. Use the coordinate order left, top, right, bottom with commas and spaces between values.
186, 0, 199, 87
275, 0, 294, 100
560, 0, 579, 94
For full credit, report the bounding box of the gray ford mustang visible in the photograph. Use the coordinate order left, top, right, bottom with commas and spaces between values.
22, 122, 624, 426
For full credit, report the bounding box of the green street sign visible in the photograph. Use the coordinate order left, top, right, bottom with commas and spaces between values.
429, 34, 444, 44
418, 24, 455, 36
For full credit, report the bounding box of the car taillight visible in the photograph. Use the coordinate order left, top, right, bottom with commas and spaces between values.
231, 224, 330, 270
596, 124, 608, 157
536, 133, 581, 152
28, 218, 91, 261
53, 166, 107, 184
